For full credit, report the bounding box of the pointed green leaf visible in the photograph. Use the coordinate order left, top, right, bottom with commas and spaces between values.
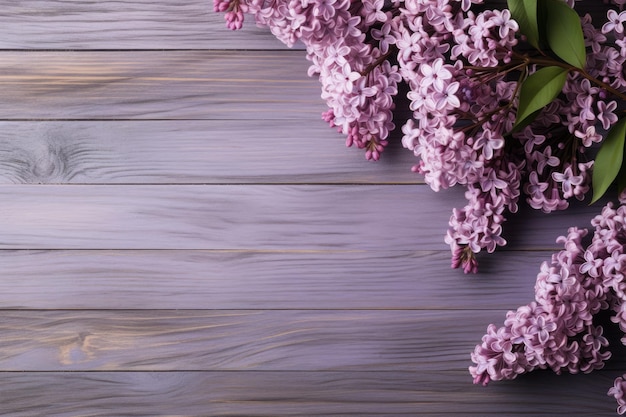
591, 118, 626, 204
514, 66, 568, 130
507, 0, 540, 49
544, 0, 586, 69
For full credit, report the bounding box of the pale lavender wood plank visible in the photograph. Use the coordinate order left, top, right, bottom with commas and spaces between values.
0, 51, 323, 120
0, 0, 605, 51
0, 184, 606, 250
0, 370, 619, 416
1, 309, 616, 372
0, 184, 457, 250
0, 1, 296, 50
0, 249, 540, 310
0, 121, 419, 184
0, 309, 477, 371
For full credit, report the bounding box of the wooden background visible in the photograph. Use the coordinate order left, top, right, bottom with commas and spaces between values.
0, 1, 624, 416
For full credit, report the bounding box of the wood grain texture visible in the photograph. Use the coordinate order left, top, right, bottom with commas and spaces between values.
0, 2, 618, 416
0, 249, 541, 310
0, 121, 419, 184
0, 370, 620, 416
0, 51, 323, 120
0, 1, 295, 50
2, 309, 625, 374
0, 184, 604, 250
0, 309, 481, 371
3, 309, 623, 372
0, 0, 605, 52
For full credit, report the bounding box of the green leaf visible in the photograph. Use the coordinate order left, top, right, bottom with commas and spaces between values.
591, 118, 626, 204
514, 66, 568, 130
544, 0, 586, 69
507, 0, 540, 49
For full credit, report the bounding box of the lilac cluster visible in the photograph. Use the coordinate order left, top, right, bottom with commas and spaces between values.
215, 1, 626, 273
392, 4, 525, 273
438, 2, 626, 272
215, 0, 402, 160
469, 192, 626, 413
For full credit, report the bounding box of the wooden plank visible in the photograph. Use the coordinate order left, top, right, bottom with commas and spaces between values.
0, 1, 293, 50
1, 310, 624, 372
0, 184, 457, 250
1, 309, 620, 372
0, 370, 619, 416
0, 1, 605, 52
0, 51, 323, 120
0, 309, 483, 371
0, 249, 541, 310
0, 121, 419, 184
0, 184, 604, 250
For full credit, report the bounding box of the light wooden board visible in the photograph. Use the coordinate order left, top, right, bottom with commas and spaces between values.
0, 309, 623, 372
0, 0, 605, 52
0, 370, 620, 416
0, 309, 483, 371
0, 184, 604, 251
0, 249, 540, 310
0, 1, 295, 50
0, 2, 617, 416
0, 120, 419, 184
0, 51, 323, 120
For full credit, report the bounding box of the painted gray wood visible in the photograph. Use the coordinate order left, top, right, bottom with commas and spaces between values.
0, 51, 322, 120
0, 0, 605, 52
0, 249, 540, 310
0, 184, 604, 251
0, 1, 295, 50
0, 371, 620, 416
2, 309, 624, 372
0, 2, 618, 415
0, 121, 419, 184
0, 309, 486, 371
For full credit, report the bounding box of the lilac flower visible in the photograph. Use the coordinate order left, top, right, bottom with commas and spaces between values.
580, 250, 603, 277
491, 9, 519, 38
608, 376, 626, 415
420, 58, 453, 92
603, 9, 626, 34
552, 167, 584, 199
597, 100, 619, 130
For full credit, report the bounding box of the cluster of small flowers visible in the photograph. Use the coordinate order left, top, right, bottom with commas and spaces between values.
215, 1, 626, 273
517, 4, 626, 213
215, 0, 402, 160
469, 191, 626, 414
441, 3, 626, 272
391, 2, 527, 274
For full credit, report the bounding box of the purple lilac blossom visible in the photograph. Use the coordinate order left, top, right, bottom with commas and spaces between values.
216, 0, 626, 274
469, 191, 626, 414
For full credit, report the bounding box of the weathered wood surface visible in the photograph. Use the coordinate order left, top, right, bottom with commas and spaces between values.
0, 0, 605, 52
0, 121, 419, 184
0, 371, 619, 417
0, 1, 294, 50
0, 184, 601, 251
0, 309, 510, 371
1, 2, 623, 416
0, 51, 321, 120
1, 309, 625, 372
0, 249, 540, 310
